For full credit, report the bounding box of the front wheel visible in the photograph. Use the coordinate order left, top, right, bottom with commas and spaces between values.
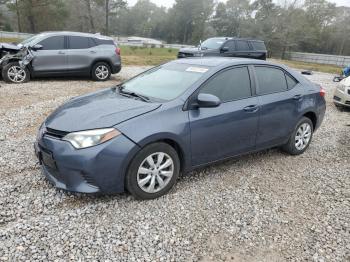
2, 62, 30, 84
282, 117, 314, 155
91, 62, 111, 81
125, 143, 180, 200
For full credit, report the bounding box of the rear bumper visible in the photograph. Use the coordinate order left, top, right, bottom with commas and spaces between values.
111, 64, 121, 74
35, 133, 139, 194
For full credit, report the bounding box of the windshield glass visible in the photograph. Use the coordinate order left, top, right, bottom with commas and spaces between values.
201, 38, 225, 50
19, 34, 40, 46
121, 63, 209, 101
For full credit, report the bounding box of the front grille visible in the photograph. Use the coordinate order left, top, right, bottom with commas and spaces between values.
45, 128, 69, 139
178, 52, 194, 58
345, 101, 350, 105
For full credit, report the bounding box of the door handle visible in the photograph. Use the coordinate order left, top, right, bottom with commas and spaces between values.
293, 94, 303, 100
58, 51, 65, 55
243, 105, 259, 113
90, 50, 97, 54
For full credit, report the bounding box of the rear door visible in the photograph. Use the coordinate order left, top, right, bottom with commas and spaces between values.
66, 36, 98, 74
189, 66, 259, 166
254, 66, 301, 148
234, 40, 252, 58
31, 35, 67, 74
249, 41, 267, 60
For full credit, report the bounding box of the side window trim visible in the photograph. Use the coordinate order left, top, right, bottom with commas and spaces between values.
247, 41, 254, 51
64, 36, 68, 49
253, 65, 295, 96
196, 65, 254, 104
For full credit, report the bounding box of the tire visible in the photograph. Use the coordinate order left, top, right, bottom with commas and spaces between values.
125, 142, 180, 200
91, 62, 111, 81
335, 104, 345, 112
282, 117, 314, 155
2, 62, 30, 84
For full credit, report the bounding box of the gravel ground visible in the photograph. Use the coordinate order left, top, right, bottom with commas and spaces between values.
0, 67, 349, 261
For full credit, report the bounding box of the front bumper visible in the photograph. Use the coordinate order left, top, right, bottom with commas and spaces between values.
333, 87, 350, 107
34, 132, 139, 194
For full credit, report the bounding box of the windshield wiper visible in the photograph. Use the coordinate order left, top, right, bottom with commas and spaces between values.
118, 85, 150, 102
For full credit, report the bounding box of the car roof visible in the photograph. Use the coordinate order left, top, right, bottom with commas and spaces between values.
172, 57, 280, 68
37, 31, 113, 40
208, 37, 264, 42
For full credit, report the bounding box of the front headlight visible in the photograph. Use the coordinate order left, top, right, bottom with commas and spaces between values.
63, 128, 121, 149
337, 84, 346, 92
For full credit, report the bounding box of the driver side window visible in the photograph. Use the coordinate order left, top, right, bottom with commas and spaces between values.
200, 67, 252, 103
38, 36, 65, 50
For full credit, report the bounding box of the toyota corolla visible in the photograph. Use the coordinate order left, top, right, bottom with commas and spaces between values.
35, 58, 326, 199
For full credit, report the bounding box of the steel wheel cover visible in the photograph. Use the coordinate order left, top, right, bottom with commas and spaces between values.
137, 152, 174, 193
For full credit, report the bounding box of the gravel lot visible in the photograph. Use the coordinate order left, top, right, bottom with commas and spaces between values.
0, 67, 349, 261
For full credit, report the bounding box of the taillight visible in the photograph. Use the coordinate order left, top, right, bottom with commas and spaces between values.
320, 87, 326, 97
116, 47, 121, 56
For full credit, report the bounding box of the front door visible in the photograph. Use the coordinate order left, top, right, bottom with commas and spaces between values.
31, 35, 67, 74
189, 66, 259, 166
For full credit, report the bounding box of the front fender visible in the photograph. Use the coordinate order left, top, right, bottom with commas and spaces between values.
116, 104, 192, 171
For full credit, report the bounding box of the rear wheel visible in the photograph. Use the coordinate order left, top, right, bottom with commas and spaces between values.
282, 117, 314, 155
125, 143, 180, 200
91, 62, 111, 81
2, 62, 30, 83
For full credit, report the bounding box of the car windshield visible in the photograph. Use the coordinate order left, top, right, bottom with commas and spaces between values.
201, 38, 225, 50
19, 34, 41, 46
120, 63, 209, 101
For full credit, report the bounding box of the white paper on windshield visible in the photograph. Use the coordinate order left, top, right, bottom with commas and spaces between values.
186, 67, 209, 73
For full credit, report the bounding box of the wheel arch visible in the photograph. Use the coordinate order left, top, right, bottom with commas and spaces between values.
130, 134, 190, 175
90, 59, 112, 73
302, 111, 317, 130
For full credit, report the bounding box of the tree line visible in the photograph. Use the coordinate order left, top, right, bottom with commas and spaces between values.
0, 0, 349, 57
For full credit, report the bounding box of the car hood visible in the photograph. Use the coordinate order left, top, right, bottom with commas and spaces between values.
45, 88, 161, 132
341, 76, 350, 86
179, 47, 201, 54
179, 47, 217, 54
0, 42, 21, 51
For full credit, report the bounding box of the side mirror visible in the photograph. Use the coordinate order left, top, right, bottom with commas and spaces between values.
31, 44, 43, 51
196, 93, 221, 108
220, 46, 229, 53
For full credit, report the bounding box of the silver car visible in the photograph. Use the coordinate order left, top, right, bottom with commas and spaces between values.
1, 31, 121, 83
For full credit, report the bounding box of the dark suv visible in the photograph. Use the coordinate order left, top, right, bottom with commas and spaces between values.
1, 32, 121, 83
178, 37, 267, 60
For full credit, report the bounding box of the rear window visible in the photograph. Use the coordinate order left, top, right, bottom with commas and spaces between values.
255, 66, 288, 95
95, 38, 114, 46
235, 40, 250, 51
251, 41, 266, 51
285, 74, 298, 89
69, 36, 90, 49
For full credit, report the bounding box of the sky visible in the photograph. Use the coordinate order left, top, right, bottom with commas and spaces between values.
126, 0, 350, 8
